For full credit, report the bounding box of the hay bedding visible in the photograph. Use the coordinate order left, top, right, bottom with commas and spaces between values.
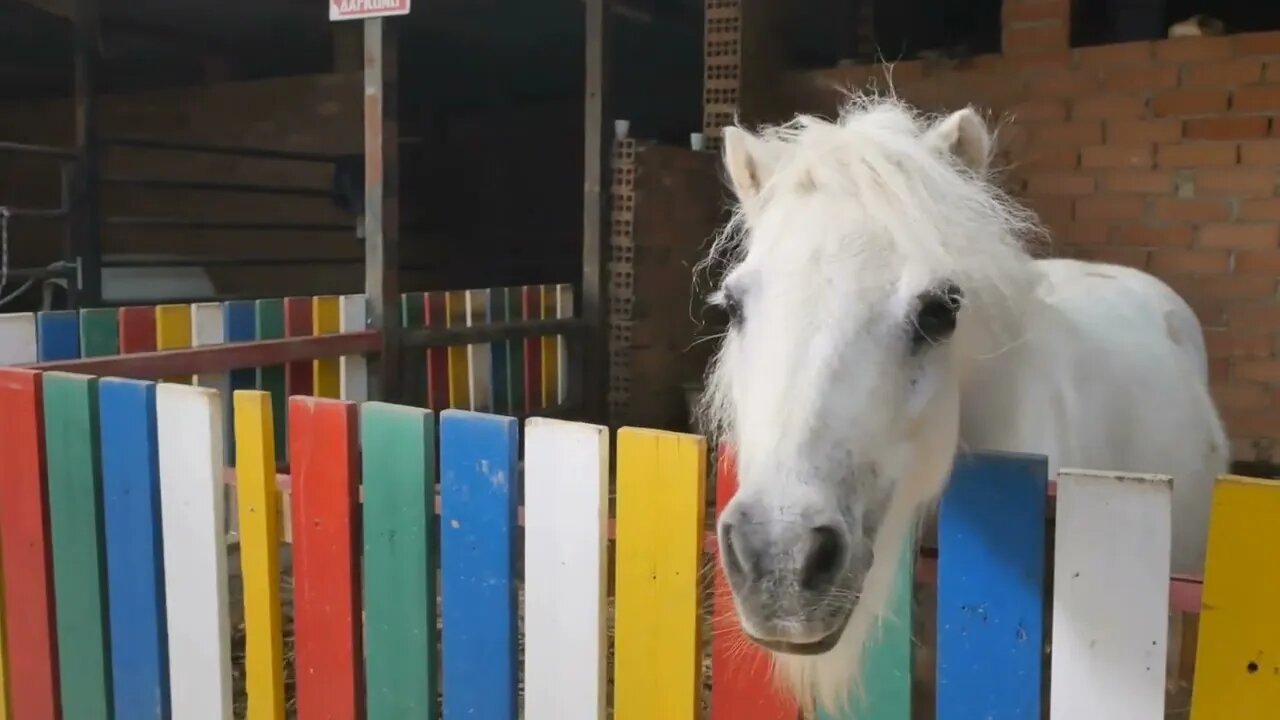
228, 544, 715, 719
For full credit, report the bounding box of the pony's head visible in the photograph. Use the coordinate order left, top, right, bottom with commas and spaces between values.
702, 95, 1040, 709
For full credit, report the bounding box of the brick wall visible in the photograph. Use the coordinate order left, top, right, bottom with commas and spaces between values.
781, 2, 1280, 464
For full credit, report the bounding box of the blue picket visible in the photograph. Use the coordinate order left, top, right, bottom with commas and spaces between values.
936, 451, 1049, 720
439, 410, 519, 720
223, 300, 257, 463
99, 378, 170, 720
36, 310, 81, 361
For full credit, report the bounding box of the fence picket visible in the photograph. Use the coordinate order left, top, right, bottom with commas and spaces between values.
524, 418, 609, 720
289, 397, 363, 718
119, 305, 157, 354
1190, 475, 1280, 716
401, 292, 428, 406
79, 307, 120, 358
312, 296, 341, 398
43, 372, 112, 718
284, 296, 315, 397
100, 378, 170, 720
425, 292, 449, 411
521, 286, 542, 412
0, 369, 59, 719
233, 390, 286, 720
440, 410, 519, 718
555, 283, 573, 404
361, 402, 437, 719
936, 452, 1048, 719
487, 288, 511, 414
1050, 470, 1172, 719
0, 313, 37, 364
155, 304, 192, 384
446, 290, 470, 408
539, 285, 558, 408
338, 294, 369, 402
156, 384, 233, 719
614, 427, 707, 720
36, 310, 80, 361
504, 289, 525, 415
465, 290, 492, 411
254, 299, 287, 463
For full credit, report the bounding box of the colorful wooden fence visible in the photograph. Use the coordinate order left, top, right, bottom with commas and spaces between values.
0, 367, 1273, 718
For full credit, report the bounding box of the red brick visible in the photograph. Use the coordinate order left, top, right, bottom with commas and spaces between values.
1171, 275, 1277, 301
1152, 198, 1232, 223
1210, 381, 1273, 410
1021, 148, 1080, 170
1199, 224, 1280, 250
1149, 248, 1231, 274
1099, 170, 1174, 193
1152, 89, 1230, 117
1106, 119, 1182, 144
1206, 331, 1275, 359
1072, 94, 1148, 120
1024, 196, 1074, 228
1072, 245, 1150, 269
1232, 85, 1280, 113
1026, 173, 1095, 195
1195, 169, 1278, 197
1228, 304, 1280, 331
1225, 410, 1280, 438
1235, 360, 1280, 384
1201, 304, 1230, 331
1240, 198, 1280, 221
1075, 195, 1145, 220
1267, 61, 1280, 84
1155, 36, 1234, 63
1098, 65, 1177, 93
1025, 69, 1099, 98
1116, 223, 1193, 247
1065, 221, 1112, 245
1234, 31, 1280, 56
1185, 116, 1271, 141
1009, 98, 1068, 122
1029, 121, 1103, 146
1157, 143, 1239, 168
1081, 144, 1153, 169
1236, 251, 1280, 274
1002, 0, 1070, 24
1183, 59, 1265, 87
1240, 140, 1280, 165
1003, 24, 1069, 55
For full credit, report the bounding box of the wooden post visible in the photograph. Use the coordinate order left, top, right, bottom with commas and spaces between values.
582, 0, 611, 424
72, 0, 102, 308
363, 17, 402, 403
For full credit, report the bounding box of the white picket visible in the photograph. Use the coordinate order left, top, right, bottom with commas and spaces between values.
338, 294, 368, 402
0, 312, 38, 365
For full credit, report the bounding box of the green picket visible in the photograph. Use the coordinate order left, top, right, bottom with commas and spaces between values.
255, 298, 287, 463
79, 308, 120, 358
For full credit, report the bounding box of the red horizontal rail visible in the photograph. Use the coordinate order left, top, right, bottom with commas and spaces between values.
24, 332, 379, 379
223, 469, 1203, 613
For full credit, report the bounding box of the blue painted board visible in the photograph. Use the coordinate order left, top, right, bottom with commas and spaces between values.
36, 310, 81, 361
487, 288, 510, 416
223, 301, 257, 463
99, 378, 171, 720
439, 410, 519, 720
936, 451, 1049, 720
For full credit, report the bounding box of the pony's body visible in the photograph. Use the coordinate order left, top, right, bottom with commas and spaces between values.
703, 95, 1228, 713
959, 257, 1225, 577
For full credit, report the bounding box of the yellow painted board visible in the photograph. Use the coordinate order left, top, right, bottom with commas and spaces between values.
613, 427, 707, 720
1190, 475, 1280, 719
540, 286, 558, 408
446, 290, 471, 409
312, 296, 341, 398
156, 304, 193, 384
233, 391, 286, 720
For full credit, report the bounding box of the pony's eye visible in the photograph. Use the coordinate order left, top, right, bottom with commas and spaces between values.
722, 290, 744, 326
910, 284, 963, 352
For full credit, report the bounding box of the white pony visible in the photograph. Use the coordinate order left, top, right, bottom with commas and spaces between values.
702, 93, 1228, 713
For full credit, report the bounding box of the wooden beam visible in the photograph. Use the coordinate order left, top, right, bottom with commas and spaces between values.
13, 0, 72, 19
581, 0, 611, 424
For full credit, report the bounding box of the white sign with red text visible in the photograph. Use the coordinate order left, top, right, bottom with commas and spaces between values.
330, 0, 411, 22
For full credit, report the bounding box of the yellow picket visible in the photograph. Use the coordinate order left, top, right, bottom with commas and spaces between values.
312, 296, 341, 398
613, 427, 707, 720
1191, 475, 1280, 718
233, 391, 285, 720
446, 290, 471, 408
155, 304, 193, 384
540, 285, 558, 408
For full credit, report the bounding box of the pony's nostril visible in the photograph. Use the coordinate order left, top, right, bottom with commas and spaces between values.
801, 525, 846, 592
720, 521, 748, 582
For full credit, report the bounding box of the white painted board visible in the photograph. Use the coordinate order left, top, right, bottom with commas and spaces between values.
0, 312, 38, 365
339, 294, 368, 403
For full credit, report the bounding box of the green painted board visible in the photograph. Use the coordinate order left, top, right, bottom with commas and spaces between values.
401, 293, 427, 406
42, 372, 113, 718
503, 289, 524, 416
255, 299, 287, 464
819, 530, 914, 720
79, 308, 120, 358
361, 402, 437, 720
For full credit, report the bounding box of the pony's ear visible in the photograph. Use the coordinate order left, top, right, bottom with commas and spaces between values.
924, 107, 991, 174
722, 125, 780, 202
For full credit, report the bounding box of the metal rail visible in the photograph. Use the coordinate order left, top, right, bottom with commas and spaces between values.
104, 137, 343, 164
0, 141, 78, 160
104, 217, 354, 232
101, 177, 333, 198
